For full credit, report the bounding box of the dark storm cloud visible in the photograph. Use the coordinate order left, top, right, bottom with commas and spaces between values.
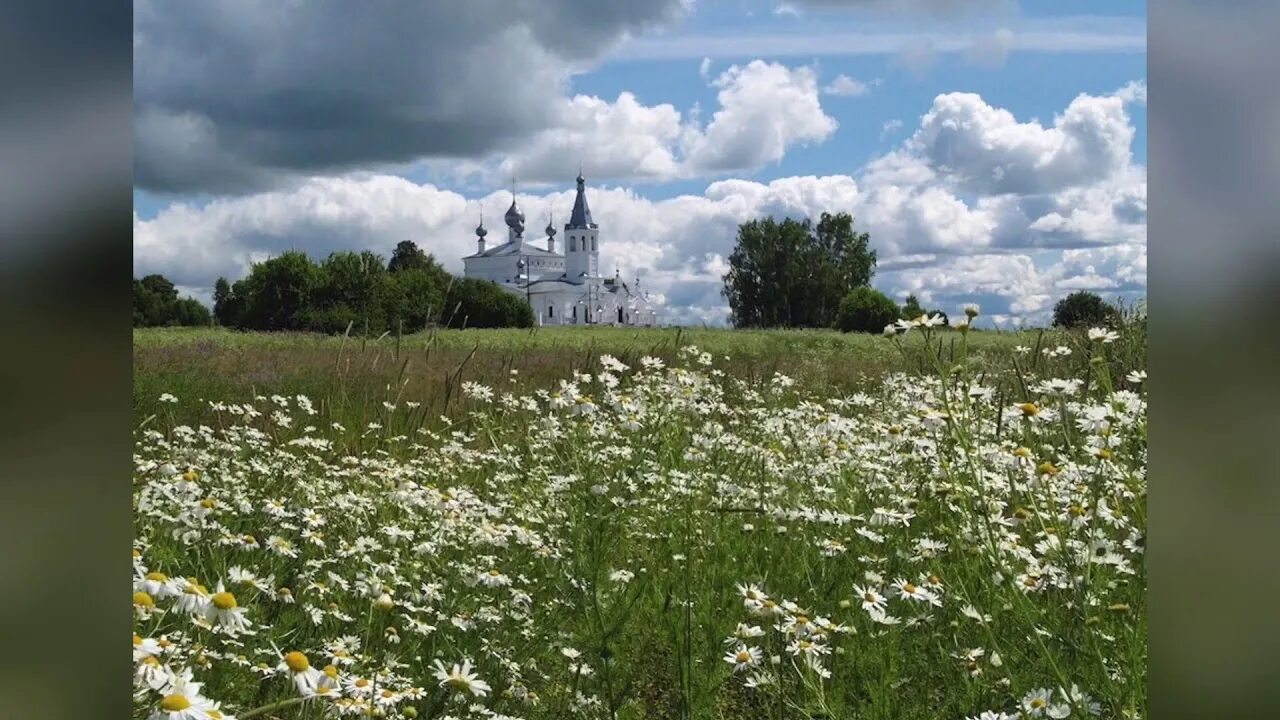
132, 0, 687, 194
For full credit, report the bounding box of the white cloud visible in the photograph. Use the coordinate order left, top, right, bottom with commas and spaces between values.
880, 119, 904, 139
684, 61, 838, 173
823, 74, 881, 97
497, 60, 838, 184
1113, 79, 1147, 106
136, 85, 1145, 326
698, 56, 712, 81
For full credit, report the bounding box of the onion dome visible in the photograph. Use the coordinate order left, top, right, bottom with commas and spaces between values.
504, 197, 525, 233
545, 214, 556, 238
475, 217, 487, 238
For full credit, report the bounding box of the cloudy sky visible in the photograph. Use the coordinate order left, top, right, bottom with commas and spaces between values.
132, 0, 1146, 328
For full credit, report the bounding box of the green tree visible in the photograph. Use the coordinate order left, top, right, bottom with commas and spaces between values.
212, 277, 236, 326
722, 212, 876, 328
307, 251, 388, 333
1053, 291, 1119, 329
836, 286, 899, 333
443, 278, 534, 328
900, 293, 925, 321
132, 274, 211, 327
233, 251, 321, 330
387, 240, 431, 273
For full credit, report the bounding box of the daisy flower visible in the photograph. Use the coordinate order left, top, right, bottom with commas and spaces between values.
433, 659, 491, 698
723, 644, 762, 672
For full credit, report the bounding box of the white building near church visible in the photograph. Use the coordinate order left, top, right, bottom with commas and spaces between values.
462, 173, 659, 326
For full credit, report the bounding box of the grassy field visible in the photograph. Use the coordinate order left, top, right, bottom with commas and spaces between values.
132, 321, 1146, 720
135, 325, 1070, 431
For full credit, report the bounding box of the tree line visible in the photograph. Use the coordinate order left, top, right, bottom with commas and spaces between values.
133, 241, 533, 332
722, 211, 1129, 332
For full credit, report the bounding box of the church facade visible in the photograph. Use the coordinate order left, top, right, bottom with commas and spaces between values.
462, 173, 659, 327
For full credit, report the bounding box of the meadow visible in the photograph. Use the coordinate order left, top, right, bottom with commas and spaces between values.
133, 317, 1146, 720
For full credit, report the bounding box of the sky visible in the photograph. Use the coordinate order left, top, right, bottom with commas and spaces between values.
132, 0, 1147, 328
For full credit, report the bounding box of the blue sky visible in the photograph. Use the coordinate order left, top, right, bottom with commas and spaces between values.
134, 0, 1147, 327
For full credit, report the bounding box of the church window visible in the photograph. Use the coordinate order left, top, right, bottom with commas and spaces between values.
570, 237, 577, 252
591, 237, 597, 251
548, 305, 554, 318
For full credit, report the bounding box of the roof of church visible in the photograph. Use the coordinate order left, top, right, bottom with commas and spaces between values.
566, 172, 596, 229
463, 240, 564, 260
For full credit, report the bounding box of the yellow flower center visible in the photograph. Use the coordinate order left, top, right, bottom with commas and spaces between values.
794, 615, 809, 625
735, 651, 751, 663
903, 583, 918, 594
1013, 446, 1032, 458
278, 587, 292, 596
158, 638, 172, 648
1068, 505, 1085, 517
143, 656, 160, 667
160, 694, 191, 711
1013, 508, 1030, 520
1096, 448, 1112, 460
316, 685, 332, 695
381, 689, 394, 698
284, 651, 310, 672
489, 569, 501, 576
145, 572, 167, 582
1018, 402, 1039, 417
211, 592, 237, 610
209, 712, 224, 719
185, 583, 208, 596
864, 592, 876, 603
1037, 461, 1059, 476
928, 574, 941, 585
1030, 698, 1046, 709
355, 678, 370, 688
133, 634, 143, 646
133, 591, 155, 607
242, 534, 256, 544
323, 665, 339, 678
132, 548, 141, 558
200, 498, 216, 509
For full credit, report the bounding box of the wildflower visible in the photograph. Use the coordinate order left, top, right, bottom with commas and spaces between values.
854, 585, 887, 615
202, 584, 251, 633
1088, 327, 1119, 343
137, 571, 183, 599
723, 644, 762, 672
149, 670, 214, 720
433, 659, 491, 698
280, 651, 324, 696
1021, 687, 1071, 718
609, 569, 635, 584
476, 569, 510, 588
1126, 369, 1147, 384
964, 303, 980, 319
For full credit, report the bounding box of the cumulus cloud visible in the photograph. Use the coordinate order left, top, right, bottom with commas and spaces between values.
498, 60, 838, 184
136, 85, 1145, 326
133, 0, 689, 194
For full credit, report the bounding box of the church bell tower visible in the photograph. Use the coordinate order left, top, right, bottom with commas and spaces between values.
564, 171, 598, 281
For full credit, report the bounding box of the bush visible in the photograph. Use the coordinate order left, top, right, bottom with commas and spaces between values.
1053, 291, 1119, 329
836, 286, 899, 333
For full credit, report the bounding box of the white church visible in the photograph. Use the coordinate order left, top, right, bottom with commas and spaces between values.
462, 172, 660, 327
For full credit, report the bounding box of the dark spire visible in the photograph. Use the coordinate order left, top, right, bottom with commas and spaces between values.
475, 212, 487, 238
566, 170, 595, 229
545, 212, 556, 238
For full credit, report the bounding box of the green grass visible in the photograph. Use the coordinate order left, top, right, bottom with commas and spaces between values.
131, 322, 1147, 720
134, 325, 1056, 431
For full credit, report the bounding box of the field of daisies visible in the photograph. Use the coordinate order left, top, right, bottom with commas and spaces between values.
133, 316, 1146, 720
